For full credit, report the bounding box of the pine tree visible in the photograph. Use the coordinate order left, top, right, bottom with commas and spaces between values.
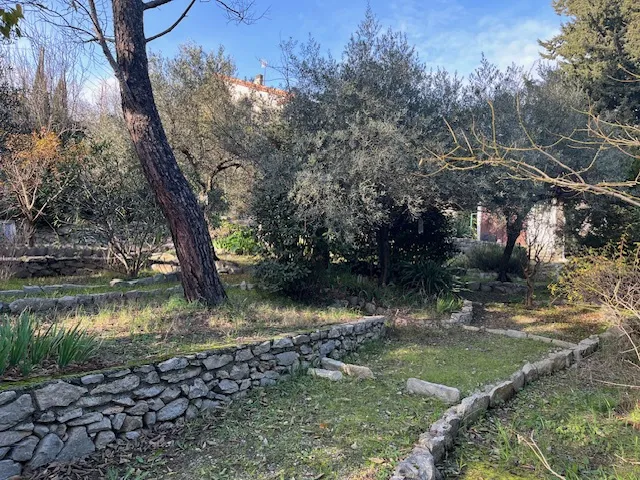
540, 0, 640, 122
31, 47, 50, 129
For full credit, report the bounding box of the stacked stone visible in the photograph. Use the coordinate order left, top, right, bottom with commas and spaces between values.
390, 333, 602, 480
1, 285, 184, 315
0, 316, 386, 478
444, 300, 473, 325
465, 280, 528, 294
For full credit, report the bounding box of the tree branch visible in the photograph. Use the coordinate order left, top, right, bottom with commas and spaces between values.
146, 0, 196, 43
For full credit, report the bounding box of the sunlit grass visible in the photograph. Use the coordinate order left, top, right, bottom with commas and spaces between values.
445, 357, 640, 480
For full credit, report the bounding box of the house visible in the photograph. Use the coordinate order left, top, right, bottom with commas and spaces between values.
225, 74, 288, 111
476, 200, 565, 261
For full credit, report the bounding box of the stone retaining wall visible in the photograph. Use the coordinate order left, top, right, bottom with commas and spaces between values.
0, 316, 386, 478
0, 273, 181, 314
0, 256, 108, 279
390, 330, 602, 480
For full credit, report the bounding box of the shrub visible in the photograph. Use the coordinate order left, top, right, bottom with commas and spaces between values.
214, 222, 261, 255
255, 259, 313, 295
552, 242, 640, 367
397, 259, 456, 297
467, 243, 526, 276
0, 314, 100, 376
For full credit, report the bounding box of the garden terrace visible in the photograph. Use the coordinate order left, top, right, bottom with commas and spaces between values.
26, 326, 557, 480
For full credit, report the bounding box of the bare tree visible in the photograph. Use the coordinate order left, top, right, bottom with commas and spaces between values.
26, 0, 260, 305
430, 102, 640, 208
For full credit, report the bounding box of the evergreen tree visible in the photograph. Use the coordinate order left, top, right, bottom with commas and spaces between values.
540, 0, 640, 122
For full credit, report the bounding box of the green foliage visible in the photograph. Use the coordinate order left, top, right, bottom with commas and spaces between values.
397, 259, 456, 297
254, 259, 313, 296
435, 294, 463, 315
55, 324, 101, 368
214, 222, 261, 255
452, 213, 475, 238
467, 243, 526, 276
0, 5, 23, 38
0, 314, 100, 376
541, 0, 640, 123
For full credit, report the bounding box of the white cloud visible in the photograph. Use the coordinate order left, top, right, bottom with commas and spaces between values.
386, 1, 560, 78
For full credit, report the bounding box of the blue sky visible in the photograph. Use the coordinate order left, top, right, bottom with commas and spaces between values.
142, 0, 563, 86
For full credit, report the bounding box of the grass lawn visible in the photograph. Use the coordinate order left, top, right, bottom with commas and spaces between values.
0, 288, 361, 384
443, 348, 640, 479
475, 303, 610, 342
65, 327, 554, 480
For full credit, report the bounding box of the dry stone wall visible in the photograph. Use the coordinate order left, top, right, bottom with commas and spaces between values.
0, 247, 108, 279
0, 316, 386, 478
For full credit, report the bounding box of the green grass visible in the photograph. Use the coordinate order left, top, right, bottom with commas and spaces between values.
475, 302, 610, 342
101, 327, 553, 480
444, 353, 640, 479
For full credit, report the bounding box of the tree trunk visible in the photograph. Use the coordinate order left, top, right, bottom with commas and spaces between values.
112, 0, 226, 305
377, 224, 391, 286
497, 214, 524, 283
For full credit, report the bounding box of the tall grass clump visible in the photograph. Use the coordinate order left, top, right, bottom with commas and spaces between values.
0, 313, 101, 377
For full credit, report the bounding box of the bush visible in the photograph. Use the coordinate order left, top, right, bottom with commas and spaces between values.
214, 222, 261, 255
255, 259, 313, 296
551, 242, 640, 367
0, 314, 100, 376
467, 243, 526, 276
397, 259, 456, 297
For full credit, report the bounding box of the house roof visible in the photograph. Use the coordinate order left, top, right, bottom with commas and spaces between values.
224, 76, 288, 98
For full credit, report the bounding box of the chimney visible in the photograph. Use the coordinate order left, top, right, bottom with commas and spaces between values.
254, 74, 264, 86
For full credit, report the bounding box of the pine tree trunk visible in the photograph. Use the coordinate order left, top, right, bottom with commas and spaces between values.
497, 214, 524, 283
112, 0, 226, 305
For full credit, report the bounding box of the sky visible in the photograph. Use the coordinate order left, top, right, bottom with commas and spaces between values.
140, 0, 563, 87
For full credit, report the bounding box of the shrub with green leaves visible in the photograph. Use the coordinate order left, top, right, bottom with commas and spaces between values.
397, 259, 456, 297
214, 222, 261, 255
255, 259, 313, 296
467, 243, 526, 276
0, 314, 100, 376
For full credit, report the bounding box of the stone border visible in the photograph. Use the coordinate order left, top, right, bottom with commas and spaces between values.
443, 300, 474, 325
465, 280, 527, 295
389, 331, 602, 480
461, 325, 577, 349
0, 273, 180, 298
0, 316, 386, 478
0, 285, 184, 315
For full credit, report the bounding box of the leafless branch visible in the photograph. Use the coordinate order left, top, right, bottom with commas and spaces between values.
146, 0, 196, 42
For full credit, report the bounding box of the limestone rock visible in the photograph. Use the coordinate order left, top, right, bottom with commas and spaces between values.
56, 427, 95, 462
406, 378, 460, 404
202, 354, 233, 370
308, 368, 343, 381
320, 357, 344, 371
10, 436, 38, 462
276, 351, 299, 366
28, 434, 63, 469
0, 395, 34, 432
0, 460, 21, 480
35, 381, 87, 410
90, 374, 140, 395
157, 357, 189, 372
217, 379, 240, 394
157, 398, 189, 422
94, 431, 116, 450
342, 364, 374, 380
